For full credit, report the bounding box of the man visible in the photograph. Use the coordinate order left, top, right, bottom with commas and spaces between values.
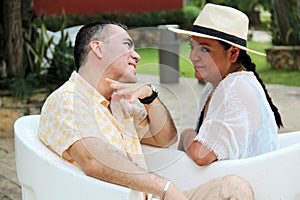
38, 21, 253, 199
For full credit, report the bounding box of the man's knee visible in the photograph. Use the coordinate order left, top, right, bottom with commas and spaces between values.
219, 175, 254, 200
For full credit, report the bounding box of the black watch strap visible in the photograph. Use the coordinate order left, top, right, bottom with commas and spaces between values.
138, 84, 158, 104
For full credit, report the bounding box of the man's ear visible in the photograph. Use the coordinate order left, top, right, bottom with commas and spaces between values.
90, 40, 103, 59
230, 46, 240, 63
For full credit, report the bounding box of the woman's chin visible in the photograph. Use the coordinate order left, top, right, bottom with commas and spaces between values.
195, 72, 205, 81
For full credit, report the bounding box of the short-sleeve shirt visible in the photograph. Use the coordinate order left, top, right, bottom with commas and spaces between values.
195, 71, 279, 160
38, 71, 150, 169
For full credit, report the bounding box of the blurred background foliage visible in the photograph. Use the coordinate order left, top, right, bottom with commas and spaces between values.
0, 0, 299, 98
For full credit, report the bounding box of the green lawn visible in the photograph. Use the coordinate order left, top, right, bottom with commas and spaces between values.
136, 41, 300, 87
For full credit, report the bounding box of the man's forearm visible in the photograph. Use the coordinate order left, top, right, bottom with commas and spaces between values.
142, 98, 178, 147
67, 137, 170, 197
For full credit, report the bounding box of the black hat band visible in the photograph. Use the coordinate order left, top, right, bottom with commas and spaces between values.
191, 25, 247, 47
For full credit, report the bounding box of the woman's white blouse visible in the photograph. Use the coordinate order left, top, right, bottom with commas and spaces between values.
194, 71, 279, 160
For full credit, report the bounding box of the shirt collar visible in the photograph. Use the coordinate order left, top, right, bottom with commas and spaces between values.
70, 71, 110, 108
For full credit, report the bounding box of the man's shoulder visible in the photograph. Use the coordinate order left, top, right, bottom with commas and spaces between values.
46, 80, 75, 102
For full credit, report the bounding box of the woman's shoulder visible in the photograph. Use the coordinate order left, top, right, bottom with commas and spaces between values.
212, 71, 259, 99
225, 71, 254, 81
220, 71, 256, 88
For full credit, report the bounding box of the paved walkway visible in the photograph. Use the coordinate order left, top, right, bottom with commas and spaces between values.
1, 74, 300, 200
0, 138, 20, 200
249, 30, 272, 42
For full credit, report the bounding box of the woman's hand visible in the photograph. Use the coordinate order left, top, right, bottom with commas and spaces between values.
105, 78, 152, 103
178, 128, 197, 152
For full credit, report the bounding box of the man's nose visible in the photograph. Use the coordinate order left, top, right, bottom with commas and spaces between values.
131, 50, 141, 63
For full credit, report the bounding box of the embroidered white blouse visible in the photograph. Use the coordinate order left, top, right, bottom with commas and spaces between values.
194, 71, 279, 160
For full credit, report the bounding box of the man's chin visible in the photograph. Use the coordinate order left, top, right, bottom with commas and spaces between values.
118, 76, 137, 83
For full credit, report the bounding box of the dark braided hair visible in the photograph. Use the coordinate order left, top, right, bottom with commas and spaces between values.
219, 41, 283, 128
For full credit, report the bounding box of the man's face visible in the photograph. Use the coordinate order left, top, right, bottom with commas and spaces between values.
101, 25, 141, 83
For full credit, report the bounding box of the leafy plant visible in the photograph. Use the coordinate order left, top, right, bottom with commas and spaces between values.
48, 11, 75, 85
3, 17, 56, 99
10, 72, 40, 99
24, 19, 54, 75
7, 11, 76, 99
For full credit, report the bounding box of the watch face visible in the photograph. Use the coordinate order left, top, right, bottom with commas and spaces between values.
139, 84, 158, 104
148, 84, 158, 93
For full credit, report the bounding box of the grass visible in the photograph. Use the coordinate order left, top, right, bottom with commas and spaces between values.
136, 41, 300, 87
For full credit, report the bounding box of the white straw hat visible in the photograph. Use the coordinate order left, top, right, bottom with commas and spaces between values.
169, 3, 266, 56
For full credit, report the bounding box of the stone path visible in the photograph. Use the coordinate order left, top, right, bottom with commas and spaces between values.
0, 138, 21, 200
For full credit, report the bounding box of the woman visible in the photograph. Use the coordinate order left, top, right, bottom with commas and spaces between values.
170, 3, 283, 166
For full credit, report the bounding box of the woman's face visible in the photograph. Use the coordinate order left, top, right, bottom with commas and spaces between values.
189, 36, 233, 85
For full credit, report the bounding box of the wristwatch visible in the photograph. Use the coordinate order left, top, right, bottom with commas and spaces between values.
138, 84, 158, 104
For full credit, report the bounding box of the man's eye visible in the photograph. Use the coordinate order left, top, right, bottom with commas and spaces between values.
189, 43, 193, 49
124, 41, 133, 48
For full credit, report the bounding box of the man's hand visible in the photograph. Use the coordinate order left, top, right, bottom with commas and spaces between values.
105, 78, 152, 103
105, 77, 177, 147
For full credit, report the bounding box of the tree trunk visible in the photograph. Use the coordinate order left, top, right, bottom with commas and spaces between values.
21, 0, 35, 74
248, 8, 260, 26
273, 0, 290, 45
298, 0, 300, 21
273, 0, 298, 45
0, 1, 6, 78
3, 0, 23, 77
22, 0, 35, 30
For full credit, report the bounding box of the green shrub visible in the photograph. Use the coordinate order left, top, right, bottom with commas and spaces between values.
182, 6, 200, 28
9, 71, 41, 99
40, 7, 199, 31
165, 10, 183, 25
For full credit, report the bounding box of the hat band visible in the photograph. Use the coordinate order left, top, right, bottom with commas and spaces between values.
191, 25, 246, 47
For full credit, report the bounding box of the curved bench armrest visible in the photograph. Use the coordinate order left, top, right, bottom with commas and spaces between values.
14, 115, 143, 200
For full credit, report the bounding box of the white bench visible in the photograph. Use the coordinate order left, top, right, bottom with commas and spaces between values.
143, 129, 300, 200
15, 115, 300, 200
